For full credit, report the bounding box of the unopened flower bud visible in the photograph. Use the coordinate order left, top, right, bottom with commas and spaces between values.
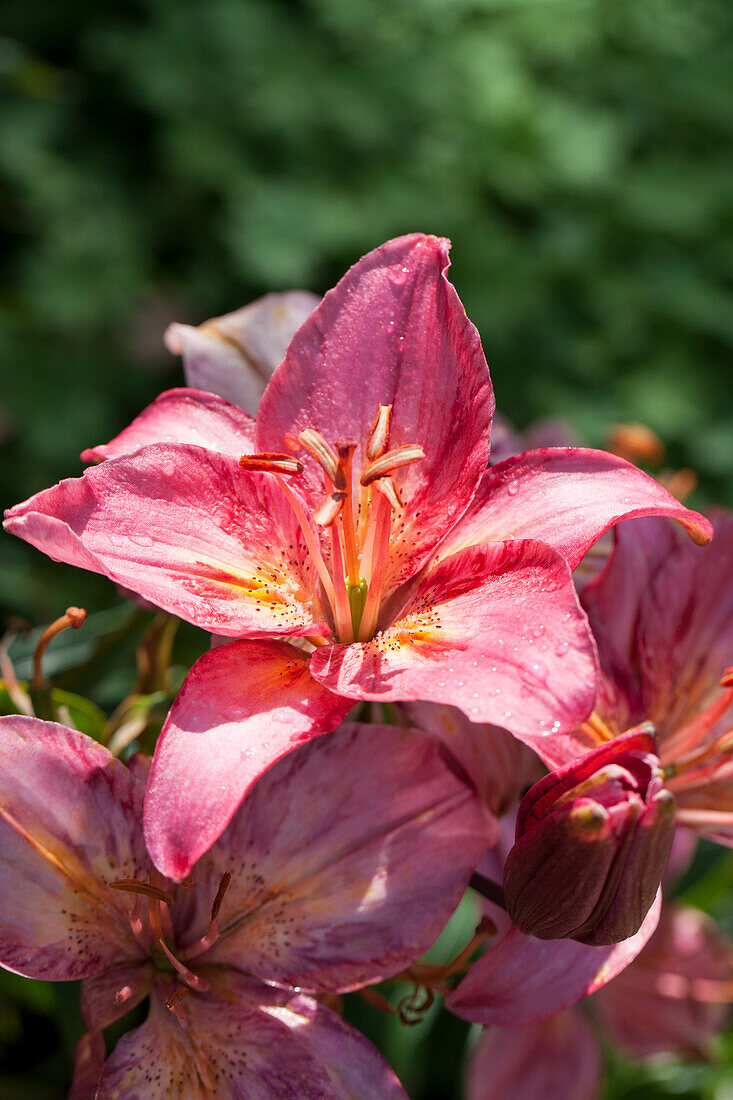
503, 728, 675, 946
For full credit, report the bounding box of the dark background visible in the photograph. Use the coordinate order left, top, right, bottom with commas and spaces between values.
1, 1, 732, 1096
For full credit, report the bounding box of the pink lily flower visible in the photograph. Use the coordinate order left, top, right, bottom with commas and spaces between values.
165, 290, 319, 416
464, 901, 731, 1099
4, 234, 711, 878
530, 512, 733, 845
0, 714, 492, 1098
595, 901, 732, 1060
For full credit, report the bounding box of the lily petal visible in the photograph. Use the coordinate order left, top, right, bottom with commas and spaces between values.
446, 890, 661, 1026
400, 701, 539, 817
0, 716, 147, 981
311, 540, 598, 741
144, 640, 352, 881
434, 449, 712, 571
96, 983, 338, 1100
234, 977, 408, 1099
465, 1008, 601, 1100
5, 443, 328, 638
167, 291, 320, 415
192, 722, 492, 991
81, 388, 256, 464
257, 233, 494, 586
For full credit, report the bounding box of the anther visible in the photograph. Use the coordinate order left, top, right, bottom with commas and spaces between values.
210, 871, 232, 922
298, 430, 342, 487
314, 491, 346, 527
607, 422, 665, 466
374, 476, 402, 512
165, 986, 189, 1011
110, 879, 175, 906
165, 985, 190, 1028
238, 452, 303, 475
367, 404, 393, 461
361, 444, 425, 486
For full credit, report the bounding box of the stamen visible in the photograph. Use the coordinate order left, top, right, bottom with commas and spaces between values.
582, 711, 616, 743
662, 672, 733, 763
374, 476, 402, 512
158, 939, 210, 992
360, 444, 425, 486
110, 880, 175, 906
238, 452, 303, 475
165, 985, 189, 1028
336, 443, 361, 586
358, 489, 393, 642
166, 986, 189, 1011
328, 525, 354, 642
182, 872, 233, 961
33, 607, 87, 691
210, 871, 231, 921
299, 430, 342, 486
314, 491, 346, 527
274, 474, 337, 616
367, 404, 393, 460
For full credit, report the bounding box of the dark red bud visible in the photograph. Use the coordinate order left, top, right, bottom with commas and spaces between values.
503, 729, 675, 946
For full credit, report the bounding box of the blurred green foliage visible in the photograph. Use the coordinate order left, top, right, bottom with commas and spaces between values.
0, 0, 732, 1096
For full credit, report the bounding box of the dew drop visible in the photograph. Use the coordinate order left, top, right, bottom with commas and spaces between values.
532, 625, 545, 638
506, 480, 519, 497
555, 641, 569, 657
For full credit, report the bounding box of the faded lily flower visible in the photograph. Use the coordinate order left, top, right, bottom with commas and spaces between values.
166, 290, 319, 416
0, 715, 492, 1098
503, 728, 675, 945
4, 234, 711, 877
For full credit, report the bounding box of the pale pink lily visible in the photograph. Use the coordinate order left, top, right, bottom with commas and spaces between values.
530, 513, 733, 844
4, 235, 711, 877
0, 715, 492, 1098
165, 290, 319, 416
